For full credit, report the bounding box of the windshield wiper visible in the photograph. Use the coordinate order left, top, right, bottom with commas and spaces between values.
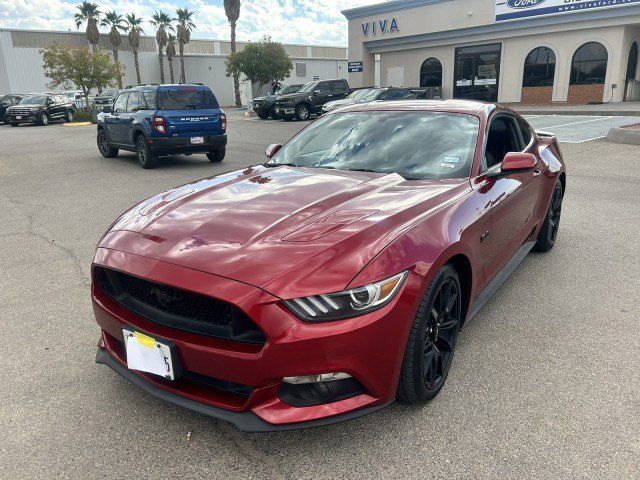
263, 162, 302, 168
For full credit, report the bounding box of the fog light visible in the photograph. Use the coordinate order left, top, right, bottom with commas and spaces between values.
279, 372, 365, 407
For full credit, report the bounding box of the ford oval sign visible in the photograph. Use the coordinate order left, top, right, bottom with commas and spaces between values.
506, 0, 545, 8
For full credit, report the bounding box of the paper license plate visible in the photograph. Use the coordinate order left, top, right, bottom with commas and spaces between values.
123, 329, 175, 380
190, 136, 204, 144
15, 116, 22, 120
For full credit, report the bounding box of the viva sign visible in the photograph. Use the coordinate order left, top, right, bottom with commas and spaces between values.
361, 18, 399, 36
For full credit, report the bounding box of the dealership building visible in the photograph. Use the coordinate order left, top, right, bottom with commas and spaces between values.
343, 0, 640, 104
0, 29, 348, 106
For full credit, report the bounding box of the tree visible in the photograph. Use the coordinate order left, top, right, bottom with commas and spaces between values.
100, 11, 126, 89
175, 8, 195, 83
151, 11, 173, 84
74, 2, 101, 53
41, 43, 123, 110
223, 0, 242, 106
166, 34, 177, 84
124, 13, 144, 85
226, 37, 293, 99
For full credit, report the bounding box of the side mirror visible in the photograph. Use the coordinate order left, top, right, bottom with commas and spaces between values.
265, 143, 282, 158
102, 106, 112, 113
490, 152, 537, 177
313, 90, 321, 95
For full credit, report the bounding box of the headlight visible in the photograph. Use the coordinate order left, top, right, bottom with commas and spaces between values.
283, 271, 408, 322
285, 99, 295, 106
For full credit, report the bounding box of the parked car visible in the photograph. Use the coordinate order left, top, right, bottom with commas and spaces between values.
96, 84, 227, 169
5, 94, 75, 126
92, 88, 120, 108
275, 78, 350, 120
321, 87, 415, 113
253, 84, 304, 119
92, 99, 566, 431
61, 90, 87, 109
0, 94, 24, 123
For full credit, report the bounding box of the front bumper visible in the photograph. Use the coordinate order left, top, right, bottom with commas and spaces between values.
149, 134, 227, 155
6, 113, 37, 123
92, 248, 421, 431
276, 107, 295, 116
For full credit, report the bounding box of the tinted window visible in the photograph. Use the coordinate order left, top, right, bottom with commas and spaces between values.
298, 82, 318, 93
271, 111, 479, 180
485, 116, 522, 169
142, 91, 157, 109
378, 89, 411, 100
20, 95, 46, 105
330, 80, 348, 92
113, 93, 128, 113
316, 82, 330, 92
157, 88, 219, 110
570, 42, 608, 85
523, 47, 556, 87
127, 92, 145, 112
1, 95, 12, 105
517, 117, 533, 146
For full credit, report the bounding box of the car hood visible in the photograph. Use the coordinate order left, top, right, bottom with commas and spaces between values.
324, 99, 359, 110
99, 165, 469, 298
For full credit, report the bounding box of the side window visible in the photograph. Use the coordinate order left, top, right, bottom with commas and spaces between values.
330, 80, 348, 93
127, 92, 144, 112
142, 92, 157, 109
484, 116, 522, 170
316, 82, 330, 92
46, 96, 54, 105
113, 93, 128, 113
517, 117, 533, 148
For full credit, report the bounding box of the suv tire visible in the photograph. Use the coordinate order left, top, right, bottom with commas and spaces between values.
257, 112, 270, 120
97, 129, 119, 158
207, 149, 226, 163
295, 104, 310, 121
38, 112, 49, 126
135, 134, 158, 169
10, 122, 19, 127
269, 106, 279, 120
65, 110, 74, 122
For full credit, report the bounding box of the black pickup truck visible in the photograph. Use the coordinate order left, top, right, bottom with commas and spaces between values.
274, 79, 350, 121
5, 94, 75, 126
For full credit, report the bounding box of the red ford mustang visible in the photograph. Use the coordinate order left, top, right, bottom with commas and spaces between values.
93, 100, 565, 431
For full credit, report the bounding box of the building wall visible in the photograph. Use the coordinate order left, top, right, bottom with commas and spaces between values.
345, 0, 640, 103
0, 29, 348, 106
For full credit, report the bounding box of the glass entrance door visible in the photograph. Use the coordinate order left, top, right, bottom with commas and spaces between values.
454, 43, 502, 102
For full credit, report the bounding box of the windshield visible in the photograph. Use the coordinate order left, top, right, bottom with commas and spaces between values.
298, 82, 318, 94
284, 85, 301, 94
98, 89, 119, 97
157, 88, 219, 110
0, 95, 12, 105
19, 95, 46, 105
347, 89, 374, 100
269, 111, 479, 180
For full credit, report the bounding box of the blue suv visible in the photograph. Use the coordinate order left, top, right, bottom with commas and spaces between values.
96, 84, 227, 169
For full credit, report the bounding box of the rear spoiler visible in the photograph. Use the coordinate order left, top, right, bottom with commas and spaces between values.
535, 130, 562, 158
535, 130, 555, 138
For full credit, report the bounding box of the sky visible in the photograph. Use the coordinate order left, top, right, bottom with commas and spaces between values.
0, 0, 383, 46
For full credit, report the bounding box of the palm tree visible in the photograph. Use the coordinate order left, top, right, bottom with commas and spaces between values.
223, 0, 242, 106
74, 1, 101, 52
175, 8, 195, 83
101, 11, 126, 89
124, 13, 144, 85
166, 34, 177, 84
151, 11, 173, 84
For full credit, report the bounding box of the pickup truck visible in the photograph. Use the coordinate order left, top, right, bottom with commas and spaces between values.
274, 79, 350, 121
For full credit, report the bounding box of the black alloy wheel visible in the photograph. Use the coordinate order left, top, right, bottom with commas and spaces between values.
534, 179, 563, 252
97, 130, 119, 158
295, 104, 310, 121
135, 135, 158, 169
66, 110, 74, 122
398, 264, 462, 403
39, 112, 48, 126
269, 105, 279, 120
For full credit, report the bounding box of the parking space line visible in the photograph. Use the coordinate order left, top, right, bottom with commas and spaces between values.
542, 116, 613, 129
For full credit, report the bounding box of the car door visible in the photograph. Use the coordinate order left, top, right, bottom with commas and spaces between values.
54, 96, 67, 118
480, 113, 542, 283
105, 93, 129, 143
311, 81, 332, 108
122, 92, 143, 143
330, 80, 350, 101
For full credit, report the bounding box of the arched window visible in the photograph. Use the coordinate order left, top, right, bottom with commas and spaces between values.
420, 58, 442, 88
570, 42, 608, 85
522, 47, 556, 87
626, 42, 638, 81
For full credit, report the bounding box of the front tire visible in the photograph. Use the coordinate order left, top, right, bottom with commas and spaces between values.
269, 106, 279, 120
533, 179, 563, 252
295, 104, 310, 121
97, 129, 118, 158
10, 122, 19, 127
38, 112, 49, 126
257, 112, 269, 120
206, 149, 225, 163
65, 110, 74, 122
397, 264, 462, 404
135, 134, 158, 169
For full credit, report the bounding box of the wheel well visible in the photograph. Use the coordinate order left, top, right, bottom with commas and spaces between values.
132, 129, 146, 144
559, 172, 566, 195
447, 254, 472, 325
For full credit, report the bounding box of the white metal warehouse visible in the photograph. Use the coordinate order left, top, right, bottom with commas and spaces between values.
0, 28, 348, 106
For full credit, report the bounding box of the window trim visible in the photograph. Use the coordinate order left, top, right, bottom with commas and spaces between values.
482, 112, 531, 174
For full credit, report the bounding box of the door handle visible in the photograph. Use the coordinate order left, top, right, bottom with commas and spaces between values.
533, 169, 541, 177
480, 230, 490, 243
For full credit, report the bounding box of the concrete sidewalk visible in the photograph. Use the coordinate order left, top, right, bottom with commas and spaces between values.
509, 101, 640, 116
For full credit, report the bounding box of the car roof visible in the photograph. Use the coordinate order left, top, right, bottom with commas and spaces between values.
334, 99, 496, 117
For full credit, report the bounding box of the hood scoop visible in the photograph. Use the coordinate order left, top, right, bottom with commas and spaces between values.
283, 209, 379, 242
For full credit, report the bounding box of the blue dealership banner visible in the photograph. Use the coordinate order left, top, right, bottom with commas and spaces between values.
495, 0, 640, 22
348, 61, 364, 73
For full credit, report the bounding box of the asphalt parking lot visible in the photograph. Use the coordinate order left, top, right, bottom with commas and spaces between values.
1, 112, 639, 479
524, 114, 640, 143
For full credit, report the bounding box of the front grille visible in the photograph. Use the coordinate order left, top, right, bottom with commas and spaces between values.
9, 108, 32, 115
95, 267, 266, 344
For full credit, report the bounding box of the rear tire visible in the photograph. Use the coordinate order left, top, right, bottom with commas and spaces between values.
97, 129, 118, 158
533, 179, 563, 252
397, 264, 462, 404
135, 134, 158, 169
206, 149, 225, 163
